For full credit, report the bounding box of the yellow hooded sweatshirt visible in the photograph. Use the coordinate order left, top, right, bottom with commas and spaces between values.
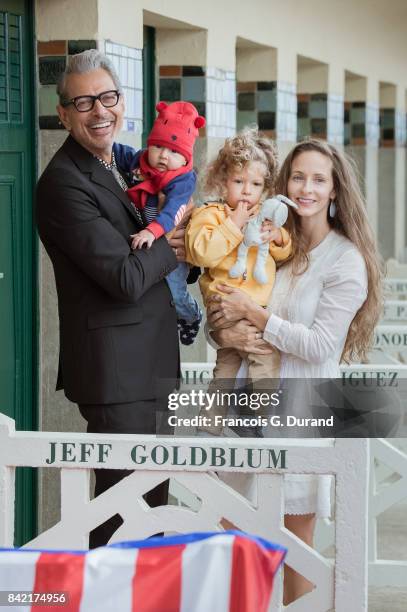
186, 202, 292, 307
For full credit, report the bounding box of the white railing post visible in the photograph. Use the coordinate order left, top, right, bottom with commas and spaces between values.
0, 414, 16, 547
334, 439, 369, 611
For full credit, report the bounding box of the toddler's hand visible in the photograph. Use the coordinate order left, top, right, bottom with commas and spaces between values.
228, 201, 255, 230
130, 229, 155, 249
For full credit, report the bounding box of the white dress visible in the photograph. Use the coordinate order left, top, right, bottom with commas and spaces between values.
218, 230, 368, 516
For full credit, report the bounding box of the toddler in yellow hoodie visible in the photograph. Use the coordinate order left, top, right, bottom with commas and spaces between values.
186, 129, 292, 423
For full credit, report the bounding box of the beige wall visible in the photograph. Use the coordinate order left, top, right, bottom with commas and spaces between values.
139, 0, 407, 92
380, 83, 397, 107
236, 46, 277, 81
36, 0, 98, 40
345, 76, 367, 102
298, 64, 328, 93
97, 0, 142, 48
156, 29, 207, 65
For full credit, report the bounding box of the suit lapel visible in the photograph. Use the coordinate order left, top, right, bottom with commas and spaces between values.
62, 135, 144, 226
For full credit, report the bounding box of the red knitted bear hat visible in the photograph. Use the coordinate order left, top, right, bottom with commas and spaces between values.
147, 101, 206, 162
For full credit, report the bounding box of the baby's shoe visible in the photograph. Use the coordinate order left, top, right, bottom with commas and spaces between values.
178, 311, 203, 346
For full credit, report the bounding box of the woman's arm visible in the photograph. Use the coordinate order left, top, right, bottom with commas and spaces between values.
209, 249, 368, 364
207, 284, 269, 330
262, 250, 368, 364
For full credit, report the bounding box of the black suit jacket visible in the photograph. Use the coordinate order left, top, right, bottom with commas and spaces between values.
36, 135, 179, 404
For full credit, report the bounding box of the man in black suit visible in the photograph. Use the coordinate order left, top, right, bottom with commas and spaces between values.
36, 50, 181, 547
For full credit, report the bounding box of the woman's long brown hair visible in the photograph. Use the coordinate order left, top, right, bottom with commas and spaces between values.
276, 139, 383, 363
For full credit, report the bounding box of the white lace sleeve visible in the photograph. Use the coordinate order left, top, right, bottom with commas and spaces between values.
263, 247, 368, 364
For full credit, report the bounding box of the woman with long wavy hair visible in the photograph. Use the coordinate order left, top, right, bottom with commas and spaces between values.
206, 138, 383, 603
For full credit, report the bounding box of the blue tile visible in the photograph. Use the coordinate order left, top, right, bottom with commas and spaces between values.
182, 77, 205, 102
297, 117, 311, 138
309, 100, 327, 119
237, 110, 257, 130
257, 90, 276, 112
350, 107, 365, 123
311, 118, 327, 134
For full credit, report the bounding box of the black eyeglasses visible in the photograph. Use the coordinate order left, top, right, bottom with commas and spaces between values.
61, 90, 121, 112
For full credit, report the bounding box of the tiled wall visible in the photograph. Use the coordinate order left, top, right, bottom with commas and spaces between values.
206, 67, 235, 138
327, 94, 344, 144
237, 81, 276, 138
395, 110, 407, 146
276, 81, 297, 142
159, 65, 236, 138
37, 39, 143, 133
159, 65, 206, 123
380, 107, 396, 147
104, 41, 143, 134
366, 103, 380, 146
379, 108, 407, 147
297, 93, 327, 140
38, 39, 97, 129
344, 101, 366, 145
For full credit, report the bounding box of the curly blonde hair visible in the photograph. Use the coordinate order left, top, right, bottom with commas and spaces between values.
203, 127, 278, 200
276, 139, 384, 363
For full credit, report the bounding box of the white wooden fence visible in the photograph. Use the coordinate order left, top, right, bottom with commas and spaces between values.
0, 413, 369, 612
181, 361, 407, 594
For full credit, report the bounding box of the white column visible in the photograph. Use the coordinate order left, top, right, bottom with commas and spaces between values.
365, 79, 380, 238
394, 87, 407, 262
327, 63, 344, 145
276, 48, 297, 156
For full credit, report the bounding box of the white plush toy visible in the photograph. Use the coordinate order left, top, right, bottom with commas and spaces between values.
229, 195, 298, 284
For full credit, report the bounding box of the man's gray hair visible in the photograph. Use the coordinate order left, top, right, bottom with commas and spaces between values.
57, 49, 122, 103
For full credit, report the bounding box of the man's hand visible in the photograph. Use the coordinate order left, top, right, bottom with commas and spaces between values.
131, 228, 155, 249
166, 197, 195, 262
211, 319, 273, 354
167, 226, 186, 261
207, 285, 253, 328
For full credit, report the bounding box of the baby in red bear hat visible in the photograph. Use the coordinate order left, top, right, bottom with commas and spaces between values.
113, 101, 205, 345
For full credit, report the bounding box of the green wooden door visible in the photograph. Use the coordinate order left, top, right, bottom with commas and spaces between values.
0, 0, 37, 545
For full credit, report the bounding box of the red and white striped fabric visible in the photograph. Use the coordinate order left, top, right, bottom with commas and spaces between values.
174, 203, 187, 227
0, 532, 286, 612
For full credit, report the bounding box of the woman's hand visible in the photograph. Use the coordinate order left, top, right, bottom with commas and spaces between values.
207, 285, 254, 328
211, 319, 273, 354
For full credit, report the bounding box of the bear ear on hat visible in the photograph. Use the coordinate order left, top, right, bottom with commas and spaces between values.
156, 101, 168, 112
194, 116, 206, 128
